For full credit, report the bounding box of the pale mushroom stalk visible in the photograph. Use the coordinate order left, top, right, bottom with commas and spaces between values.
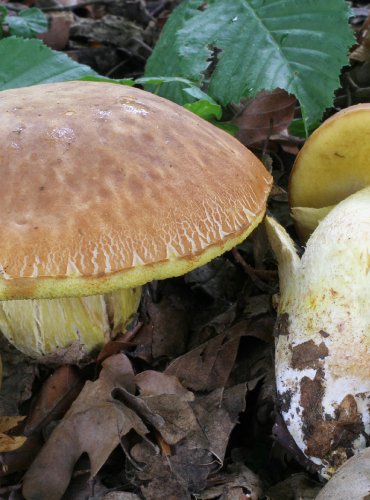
0, 81, 272, 362
0, 289, 141, 360
266, 186, 370, 478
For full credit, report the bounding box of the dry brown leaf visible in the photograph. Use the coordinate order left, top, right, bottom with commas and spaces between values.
38, 13, 72, 51
351, 13, 370, 62
0, 415, 25, 433
197, 463, 263, 500
135, 371, 194, 401
115, 388, 198, 445
0, 432, 27, 453
234, 89, 296, 148
126, 382, 247, 498
22, 354, 148, 500
0, 416, 27, 453
266, 472, 322, 500
133, 296, 189, 363
165, 328, 241, 392
0, 336, 37, 417
24, 365, 83, 435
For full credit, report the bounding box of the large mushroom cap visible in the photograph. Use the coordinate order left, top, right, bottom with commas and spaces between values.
0, 81, 272, 300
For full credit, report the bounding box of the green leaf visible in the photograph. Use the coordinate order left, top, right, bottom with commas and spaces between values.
136, 76, 195, 86
145, 0, 354, 132
6, 8, 48, 38
211, 121, 238, 135
184, 99, 222, 120
144, 0, 205, 103
0, 5, 7, 38
80, 75, 134, 86
0, 37, 96, 90
289, 117, 319, 137
0, 5, 8, 19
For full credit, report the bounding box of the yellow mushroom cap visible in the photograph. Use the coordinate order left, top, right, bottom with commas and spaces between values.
0, 81, 272, 300
289, 104, 370, 240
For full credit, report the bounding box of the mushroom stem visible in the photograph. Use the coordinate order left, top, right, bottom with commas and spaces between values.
264, 216, 300, 301
267, 186, 370, 477
0, 287, 141, 361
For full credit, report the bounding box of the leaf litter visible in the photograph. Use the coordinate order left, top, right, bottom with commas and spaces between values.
1, 1, 367, 499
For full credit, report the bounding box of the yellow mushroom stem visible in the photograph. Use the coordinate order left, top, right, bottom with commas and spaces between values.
0, 287, 141, 360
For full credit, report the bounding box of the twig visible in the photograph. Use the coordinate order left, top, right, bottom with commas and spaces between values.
232, 248, 277, 293
0, 483, 22, 495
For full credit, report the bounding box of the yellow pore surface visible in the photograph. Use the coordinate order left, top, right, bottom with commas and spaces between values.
0, 82, 272, 300
290, 104, 370, 209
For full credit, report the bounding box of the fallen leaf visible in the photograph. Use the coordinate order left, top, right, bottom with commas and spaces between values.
103, 493, 142, 500
135, 371, 194, 401
24, 365, 83, 435
132, 295, 189, 362
114, 388, 198, 445
234, 89, 296, 148
0, 433, 27, 453
266, 472, 322, 500
165, 328, 242, 392
0, 416, 25, 433
38, 13, 72, 51
351, 13, 370, 62
0, 416, 27, 459
0, 336, 37, 417
197, 462, 263, 500
22, 354, 148, 500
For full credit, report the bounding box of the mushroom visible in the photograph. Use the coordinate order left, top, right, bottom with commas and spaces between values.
266, 186, 370, 477
289, 104, 370, 241
0, 81, 272, 362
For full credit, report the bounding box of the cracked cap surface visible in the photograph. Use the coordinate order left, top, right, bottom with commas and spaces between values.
0, 81, 272, 299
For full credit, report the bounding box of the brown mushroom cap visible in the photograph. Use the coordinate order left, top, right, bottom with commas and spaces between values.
0, 81, 272, 300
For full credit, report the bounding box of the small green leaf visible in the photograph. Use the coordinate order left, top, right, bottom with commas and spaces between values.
0, 37, 96, 90
184, 99, 222, 120
6, 8, 48, 38
288, 118, 320, 137
182, 86, 217, 103
136, 76, 195, 86
210, 121, 238, 135
80, 75, 134, 86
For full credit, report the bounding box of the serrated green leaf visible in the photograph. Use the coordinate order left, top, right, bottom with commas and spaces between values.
145, 0, 354, 132
6, 8, 48, 38
144, 0, 205, 103
0, 37, 96, 90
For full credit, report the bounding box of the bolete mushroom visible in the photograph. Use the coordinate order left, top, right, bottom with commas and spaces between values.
0, 81, 272, 362
266, 186, 370, 477
289, 104, 370, 241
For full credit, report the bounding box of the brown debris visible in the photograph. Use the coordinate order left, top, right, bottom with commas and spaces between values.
300, 371, 364, 465
291, 340, 329, 370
